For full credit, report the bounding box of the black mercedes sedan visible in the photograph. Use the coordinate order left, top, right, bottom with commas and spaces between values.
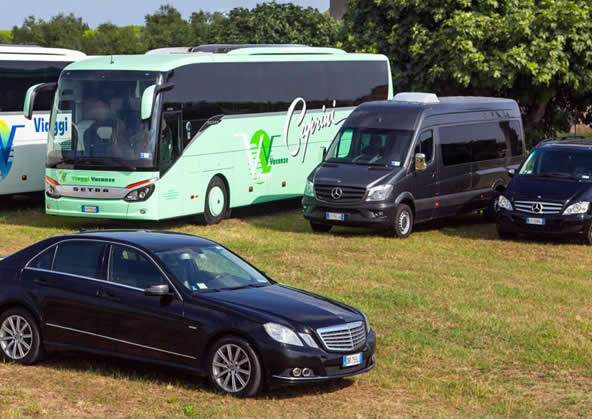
0, 230, 375, 397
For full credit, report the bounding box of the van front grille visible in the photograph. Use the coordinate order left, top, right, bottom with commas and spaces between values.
514, 200, 563, 215
314, 184, 366, 203
317, 321, 366, 352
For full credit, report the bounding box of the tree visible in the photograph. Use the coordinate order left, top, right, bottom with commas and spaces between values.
12, 14, 89, 51
0, 31, 12, 44
343, 0, 592, 146
82, 24, 145, 55
143, 5, 193, 50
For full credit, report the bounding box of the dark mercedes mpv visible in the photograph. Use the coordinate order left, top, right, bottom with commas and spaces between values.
496, 137, 592, 244
0, 230, 375, 397
302, 93, 526, 237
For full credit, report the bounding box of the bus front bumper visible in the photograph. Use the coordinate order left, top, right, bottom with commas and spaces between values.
45, 195, 160, 220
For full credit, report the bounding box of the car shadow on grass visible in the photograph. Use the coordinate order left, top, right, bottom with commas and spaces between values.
36, 352, 353, 399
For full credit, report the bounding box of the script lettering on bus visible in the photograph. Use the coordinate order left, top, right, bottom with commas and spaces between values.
283, 98, 347, 162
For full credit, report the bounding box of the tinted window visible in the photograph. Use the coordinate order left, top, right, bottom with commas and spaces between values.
0, 61, 70, 112
415, 130, 434, 164
109, 245, 164, 289
440, 123, 508, 166
503, 120, 524, 156
164, 61, 389, 135
29, 247, 55, 270
53, 242, 104, 279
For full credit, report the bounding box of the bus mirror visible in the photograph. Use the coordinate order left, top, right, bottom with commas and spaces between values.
24, 82, 57, 120
321, 146, 327, 161
415, 153, 427, 171
141, 85, 156, 120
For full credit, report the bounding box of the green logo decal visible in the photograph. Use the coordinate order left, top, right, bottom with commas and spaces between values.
57, 170, 68, 183
244, 130, 287, 183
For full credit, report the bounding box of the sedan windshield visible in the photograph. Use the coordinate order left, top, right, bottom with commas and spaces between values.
47, 70, 160, 171
326, 127, 414, 167
155, 246, 271, 292
519, 148, 592, 181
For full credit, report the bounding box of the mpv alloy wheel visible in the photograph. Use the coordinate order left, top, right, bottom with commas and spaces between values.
0, 308, 43, 364
209, 336, 262, 397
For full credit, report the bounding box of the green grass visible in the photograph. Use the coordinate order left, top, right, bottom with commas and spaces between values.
1, 198, 592, 416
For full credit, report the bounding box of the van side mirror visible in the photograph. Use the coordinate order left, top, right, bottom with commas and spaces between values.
24, 82, 57, 120
144, 283, 171, 296
415, 153, 427, 171
508, 168, 515, 178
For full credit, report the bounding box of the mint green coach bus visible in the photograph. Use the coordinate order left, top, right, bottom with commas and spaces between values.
24, 45, 392, 223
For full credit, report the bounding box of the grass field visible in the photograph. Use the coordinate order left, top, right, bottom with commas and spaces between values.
1, 197, 592, 417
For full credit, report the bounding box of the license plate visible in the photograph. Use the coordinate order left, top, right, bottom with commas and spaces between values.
82, 205, 99, 214
342, 352, 363, 368
326, 212, 344, 221
526, 217, 545, 225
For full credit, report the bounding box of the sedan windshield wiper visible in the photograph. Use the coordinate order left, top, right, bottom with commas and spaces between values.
537, 172, 579, 181
223, 283, 269, 291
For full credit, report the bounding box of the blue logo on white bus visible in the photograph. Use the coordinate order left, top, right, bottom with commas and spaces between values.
0, 120, 24, 182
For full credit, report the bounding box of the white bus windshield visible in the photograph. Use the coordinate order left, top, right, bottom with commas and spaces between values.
47, 70, 160, 171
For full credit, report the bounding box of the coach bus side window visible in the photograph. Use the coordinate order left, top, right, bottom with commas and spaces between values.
159, 112, 182, 174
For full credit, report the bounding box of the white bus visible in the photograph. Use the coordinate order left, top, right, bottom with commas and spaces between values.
0, 45, 85, 198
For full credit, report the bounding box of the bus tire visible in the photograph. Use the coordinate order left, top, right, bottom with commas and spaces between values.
204, 176, 229, 225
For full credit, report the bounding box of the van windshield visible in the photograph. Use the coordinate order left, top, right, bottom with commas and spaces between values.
326, 127, 414, 167
519, 148, 592, 181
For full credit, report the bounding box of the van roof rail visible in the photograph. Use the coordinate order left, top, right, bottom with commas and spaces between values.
393, 92, 440, 104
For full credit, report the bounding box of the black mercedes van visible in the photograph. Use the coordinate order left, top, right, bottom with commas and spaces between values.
496, 137, 592, 244
302, 93, 526, 237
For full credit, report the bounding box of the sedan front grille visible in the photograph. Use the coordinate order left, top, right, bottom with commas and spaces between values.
514, 200, 563, 215
314, 184, 366, 204
317, 321, 366, 352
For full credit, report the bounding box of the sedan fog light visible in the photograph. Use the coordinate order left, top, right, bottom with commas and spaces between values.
302, 368, 313, 377
292, 367, 302, 377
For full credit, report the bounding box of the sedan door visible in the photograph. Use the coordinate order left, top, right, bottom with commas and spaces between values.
21, 240, 107, 348
93, 244, 196, 366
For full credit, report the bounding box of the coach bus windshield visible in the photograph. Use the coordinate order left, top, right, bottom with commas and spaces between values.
47, 70, 161, 171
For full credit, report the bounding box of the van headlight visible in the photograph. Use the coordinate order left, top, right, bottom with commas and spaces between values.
304, 179, 315, 198
497, 195, 513, 211
563, 201, 590, 215
366, 184, 393, 202
264, 323, 303, 347
124, 184, 155, 202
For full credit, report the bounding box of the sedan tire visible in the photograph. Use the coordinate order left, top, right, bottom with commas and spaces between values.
0, 308, 43, 365
208, 336, 263, 398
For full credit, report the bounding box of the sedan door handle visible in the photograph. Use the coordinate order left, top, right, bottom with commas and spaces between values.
97, 289, 120, 301
33, 278, 48, 285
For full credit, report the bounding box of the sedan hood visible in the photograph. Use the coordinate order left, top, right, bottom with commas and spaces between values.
200, 284, 362, 330
313, 162, 398, 188
507, 176, 592, 202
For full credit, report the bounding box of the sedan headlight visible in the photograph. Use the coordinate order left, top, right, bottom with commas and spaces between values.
497, 195, 513, 211
366, 184, 393, 202
563, 201, 590, 215
304, 179, 315, 198
361, 311, 371, 334
263, 323, 303, 347
124, 184, 155, 202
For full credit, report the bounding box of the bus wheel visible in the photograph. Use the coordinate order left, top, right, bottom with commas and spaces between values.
204, 176, 229, 225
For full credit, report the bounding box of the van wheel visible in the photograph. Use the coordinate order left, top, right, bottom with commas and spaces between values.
584, 224, 592, 245
0, 308, 43, 365
310, 221, 332, 233
393, 204, 413, 238
208, 336, 263, 398
204, 176, 229, 225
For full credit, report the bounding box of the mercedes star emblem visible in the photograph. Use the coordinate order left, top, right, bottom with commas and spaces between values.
532, 202, 543, 213
331, 187, 343, 200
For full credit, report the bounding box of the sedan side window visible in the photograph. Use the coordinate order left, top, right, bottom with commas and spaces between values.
109, 245, 164, 290
53, 242, 105, 279
29, 246, 56, 270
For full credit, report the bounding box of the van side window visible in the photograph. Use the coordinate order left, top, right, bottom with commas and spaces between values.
415, 130, 434, 164
440, 123, 508, 166
503, 120, 524, 156
440, 126, 472, 166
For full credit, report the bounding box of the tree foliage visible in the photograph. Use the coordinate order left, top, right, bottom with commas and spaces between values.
82, 24, 145, 55
343, 0, 592, 146
12, 14, 89, 51
143, 5, 194, 50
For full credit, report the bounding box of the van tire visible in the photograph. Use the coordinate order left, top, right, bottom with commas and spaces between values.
204, 176, 229, 225
393, 204, 413, 238
310, 222, 332, 233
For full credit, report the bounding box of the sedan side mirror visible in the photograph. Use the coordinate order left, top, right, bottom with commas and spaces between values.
508, 168, 515, 178
415, 153, 427, 171
144, 283, 171, 297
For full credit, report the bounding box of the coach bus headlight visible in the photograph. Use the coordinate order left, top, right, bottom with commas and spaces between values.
304, 179, 316, 198
124, 184, 155, 202
45, 183, 61, 199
